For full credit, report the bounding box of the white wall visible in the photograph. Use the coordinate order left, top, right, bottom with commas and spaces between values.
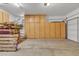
67, 18, 77, 42
66, 8, 79, 42
47, 16, 65, 22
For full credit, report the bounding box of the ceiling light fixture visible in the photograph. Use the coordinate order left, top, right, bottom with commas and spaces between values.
44, 3, 50, 6
13, 3, 20, 7
13, 3, 23, 7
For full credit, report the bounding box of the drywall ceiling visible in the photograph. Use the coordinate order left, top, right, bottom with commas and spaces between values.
0, 3, 79, 17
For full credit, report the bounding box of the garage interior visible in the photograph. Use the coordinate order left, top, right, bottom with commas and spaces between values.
0, 3, 79, 56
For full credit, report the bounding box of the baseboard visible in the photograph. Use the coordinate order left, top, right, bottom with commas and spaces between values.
68, 39, 79, 43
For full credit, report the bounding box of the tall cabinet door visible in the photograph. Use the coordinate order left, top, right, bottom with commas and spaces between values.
34, 16, 40, 39
61, 22, 65, 39
39, 22, 45, 39
24, 16, 30, 38
25, 23, 30, 38
29, 22, 35, 39
24, 16, 35, 39
55, 23, 61, 39
39, 16, 45, 39
34, 23, 40, 39
50, 23, 56, 39
29, 16, 35, 39
24, 16, 29, 38
45, 22, 50, 39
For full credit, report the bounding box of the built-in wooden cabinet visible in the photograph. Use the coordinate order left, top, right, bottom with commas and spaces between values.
24, 15, 66, 39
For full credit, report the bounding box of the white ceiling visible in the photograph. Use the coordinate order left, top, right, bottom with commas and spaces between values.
0, 3, 79, 17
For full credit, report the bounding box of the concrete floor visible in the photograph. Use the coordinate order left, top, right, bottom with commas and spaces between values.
0, 39, 79, 56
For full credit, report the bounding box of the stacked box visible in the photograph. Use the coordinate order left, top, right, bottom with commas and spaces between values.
0, 25, 19, 52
